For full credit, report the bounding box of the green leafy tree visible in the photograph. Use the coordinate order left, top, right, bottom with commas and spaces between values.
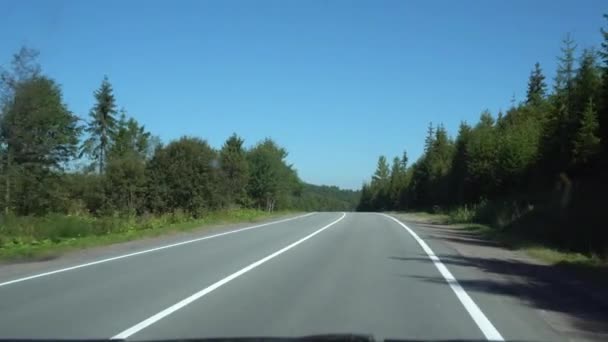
247, 139, 299, 211
81, 76, 118, 174
0, 76, 80, 214
146, 137, 219, 215
0, 47, 42, 213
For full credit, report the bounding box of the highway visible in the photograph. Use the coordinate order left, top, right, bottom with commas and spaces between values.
0, 212, 565, 341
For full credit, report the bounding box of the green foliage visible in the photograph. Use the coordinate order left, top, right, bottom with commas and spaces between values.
219, 133, 249, 207
109, 111, 151, 160
572, 99, 601, 164
292, 183, 360, 211
0, 75, 80, 215
526, 62, 547, 105
358, 16, 608, 256
146, 136, 220, 216
81, 76, 118, 174
0, 209, 285, 260
247, 139, 299, 211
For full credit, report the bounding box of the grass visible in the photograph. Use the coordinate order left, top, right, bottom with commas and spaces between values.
399, 210, 606, 268
0, 209, 295, 262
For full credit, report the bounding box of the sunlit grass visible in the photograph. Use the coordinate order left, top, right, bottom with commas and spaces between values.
0, 209, 295, 261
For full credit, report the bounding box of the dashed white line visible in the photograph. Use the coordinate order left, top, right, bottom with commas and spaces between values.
0, 213, 316, 288
111, 212, 346, 340
381, 213, 504, 341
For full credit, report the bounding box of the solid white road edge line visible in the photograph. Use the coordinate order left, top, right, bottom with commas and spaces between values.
111, 212, 347, 340
0, 212, 316, 288
381, 213, 505, 342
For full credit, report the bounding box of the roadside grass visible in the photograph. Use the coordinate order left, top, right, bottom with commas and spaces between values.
0, 209, 294, 262
396, 211, 607, 269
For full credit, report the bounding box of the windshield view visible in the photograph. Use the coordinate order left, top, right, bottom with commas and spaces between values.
1, 1, 607, 341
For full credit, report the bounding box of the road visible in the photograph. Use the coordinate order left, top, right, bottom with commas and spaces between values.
0, 212, 565, 341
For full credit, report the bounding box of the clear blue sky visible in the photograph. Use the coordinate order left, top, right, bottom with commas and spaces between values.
1, 0, 606, 189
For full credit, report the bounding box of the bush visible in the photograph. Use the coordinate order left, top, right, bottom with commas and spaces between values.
448, 205, 476, 223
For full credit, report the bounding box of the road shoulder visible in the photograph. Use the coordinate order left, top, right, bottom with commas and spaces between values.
391, 213, 608, 342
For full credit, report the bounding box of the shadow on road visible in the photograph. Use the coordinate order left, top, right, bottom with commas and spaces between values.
391, 253, 608, 338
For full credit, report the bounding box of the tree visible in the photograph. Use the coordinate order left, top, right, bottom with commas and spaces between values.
572, 99, 601, 165
372, 155, 390, 183
0, 76, 80, 214
0, 47, 41, 103
572, 49, 601, 118
424, 123, 435, 153
105, 111, 151, 213
81, 76, 118, 174
109, 110, 150, 160
555, 34, 577, 97
450, 122, 473, 204
388, 156, 404, 209
146, 137, 219, 215
526, 62, 547, 105
466, 111, 499, 200
0, 47, 42, 214
219, 134, 249, 207
247, 139, 299, 211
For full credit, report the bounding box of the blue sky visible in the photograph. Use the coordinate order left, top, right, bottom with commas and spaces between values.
1, 0, 606, 189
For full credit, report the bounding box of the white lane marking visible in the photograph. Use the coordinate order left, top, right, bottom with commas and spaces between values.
381, 213, 504, 342
0, 213, 316, 288
111, 212, 346, 340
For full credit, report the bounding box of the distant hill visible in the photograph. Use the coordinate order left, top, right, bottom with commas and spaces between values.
292, 183, 360, 211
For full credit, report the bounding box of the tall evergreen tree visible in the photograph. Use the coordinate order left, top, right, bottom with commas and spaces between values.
555, 34, 577, 97
450, 122, 473, 204
572, 99, 601, 165
526, 62, 547, 105
81, 76, 118, 174
572, 49, 601, 117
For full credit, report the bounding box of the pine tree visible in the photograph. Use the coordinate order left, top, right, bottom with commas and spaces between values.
526, 62, 547, 105
450, 122, 472, 204
370, 155, 390, 210
555, 34, 577, 97
81, 76, 118, 174
572, 99, 601, 165
424, 123, 435, 153
572, 49, 601, 117
372, 155, 390, 183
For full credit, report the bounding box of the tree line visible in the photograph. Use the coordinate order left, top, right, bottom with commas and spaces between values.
358, 15, 608, 254
0, 48, 357, 219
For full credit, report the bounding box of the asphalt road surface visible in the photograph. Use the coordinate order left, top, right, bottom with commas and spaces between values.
0, 212, 566, 341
